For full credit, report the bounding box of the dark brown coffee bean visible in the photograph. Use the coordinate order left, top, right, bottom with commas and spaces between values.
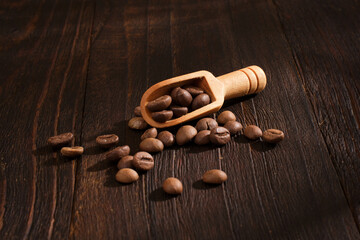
170, 105, 188, 118
146, 95, 172, 111
117, 155, 134, 169
115, 168, 139, 183
163, 177, 183, 195
209, 127, 230, 145
202, 169, 227, 184
194, 130, 211, 145
141, 128, 158, 140
133, 151, 154, 171
134, 106, 142, 117
244, 125, 262, 140
224, 121, 243, 135
47, 132, 74, 147
96, 134, 119, 148
128, 117, 148, 130
151, 110, 173, 123
176, 125, 197, 145
217, 111, 236, 124
60, 146, 84, 157
170, 87, 181, 100
191, 93, 210, 110
157, 131, 175, 147
174, 88, 192, 107
139, 138, 164, 153
184, 85, 204, 96
262, 129, 284, 143
195, 118, 218, 131
106, 145, 130, 161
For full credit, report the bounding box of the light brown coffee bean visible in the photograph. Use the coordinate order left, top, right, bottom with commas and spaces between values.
128, 117, 148, 130
47, 132, 74, 147
224, 121, 243, 135
115, 168, 139, 183
262, 129, 284, 143
106, 145, 130, 161
60, 146, 84, 157
141, 128, 158, 140
191, 93, 210, 110
194, 130, 211, 145
176, 125, 197, 145
217, 111, 236, 124
96, 134, 119, 148
133, 151, 154, 171
184, 85, 204, 96
146, 95, 172, 111
195, 118, 218, 131
151, 110, 173, 123
134, 106, 142, 117
139, 138, 164, 152
162, 177, 183, 195
209, 127, 230, 145
174, 88, 192, 107
157, 131, 175, 147
202, 169, 228, 184
244, 125, 262, 140
170, 105, 188, 118
117, 155, 134, 169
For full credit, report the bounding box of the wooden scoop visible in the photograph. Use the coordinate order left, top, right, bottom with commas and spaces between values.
140, 65, 266, 128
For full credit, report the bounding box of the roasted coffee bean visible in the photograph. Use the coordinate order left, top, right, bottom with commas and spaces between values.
174, 88, 192, 107
194, 130, 211, 145
202, 169, 228, 184
170, 87, 181, 100
209, 127, 230, 145
115, 168, 139, 183
139, 138, 164, 152
141, 128, 158, 140
96, 134, 119, 148
134, 106, 142, 117
262, 129, 284, 143
217, 111, 236, 124
162, 177, 183, 195
117, 155, 134, 169
191, 93, 210, 110
47, 132, 74, 147
133, 151, 154, 171
224, 121, 243, 135
146, 95, 172, 111
128, 117, 148, 130
244, 125, 262, 140
106, 145, 130, 161
195, 118, 218, 131
176, 125, 197, 145
170, 105, 188, 118
60, 146, 84, 157
184, 85, 204, 96
157, 131, 175, 147
152, 110, 173, 123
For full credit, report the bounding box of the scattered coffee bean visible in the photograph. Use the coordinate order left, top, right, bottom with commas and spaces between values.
152, 110, 173, 123
157, 131, 175, 147
202, 169, 228, 184
146, 95, 172, 111
134, 106, 142, 117
96, 134, 119, 148
192, 93, 210, 110
139, 138, 164, 153
195, 118, 218, 131
106, 145, 130, 161
209, 127, 230, 145
176, 125, 197, 145
244, 125, 262, 140
128, 117, 148, 130
117, 155, 134, 169
115, 168, 139, 183
184, 85, 204, 96
174, 88, 192, 107
217, 111, 236, 124
224, 121, 243, 135
47, 132, 74, 147
170, 105, 188, 118
60, 146, 84, 157
141, 128, 158, 140
133, 151, 154, 171
262, 129, 284, 143
162, 177, 183, 195
194, 130, 211, 145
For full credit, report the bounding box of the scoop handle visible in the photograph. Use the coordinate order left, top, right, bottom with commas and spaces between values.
217, 65, 266, 100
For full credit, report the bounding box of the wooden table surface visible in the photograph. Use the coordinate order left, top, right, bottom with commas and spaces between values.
1, 0, 360, 239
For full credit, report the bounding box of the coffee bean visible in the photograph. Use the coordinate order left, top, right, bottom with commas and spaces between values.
184, 85, 204, 96
157, 131, 175, 147
174, 88, 192, 107
141, 128, 158, 140
244, 125, 262, 140
195, 118, 218, 131
115, 168, 139, 183
224, 121, 243, 135
194, 130, 211, 145
134, 106, 142, 117
117, 155, 134, 169
151, 110, 173, 123
162, 177, 183, 195
47, 132, 74, 147
176, 125, 197, 145
128, 117, 148, 130
170, 105, 188, 118
217, 111, 236, 124
106, 145, 130, 161
170, 87, 181, 100
209, 127, 230, 145
60, 146, 84, 157
139, 138, 164, 152
96, 134, 119, 148
191, 93, 210, 110
262, 129, 284, 143
133, 151, 154, 171
146, 95, 172, 111
202, 169, 228, 184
